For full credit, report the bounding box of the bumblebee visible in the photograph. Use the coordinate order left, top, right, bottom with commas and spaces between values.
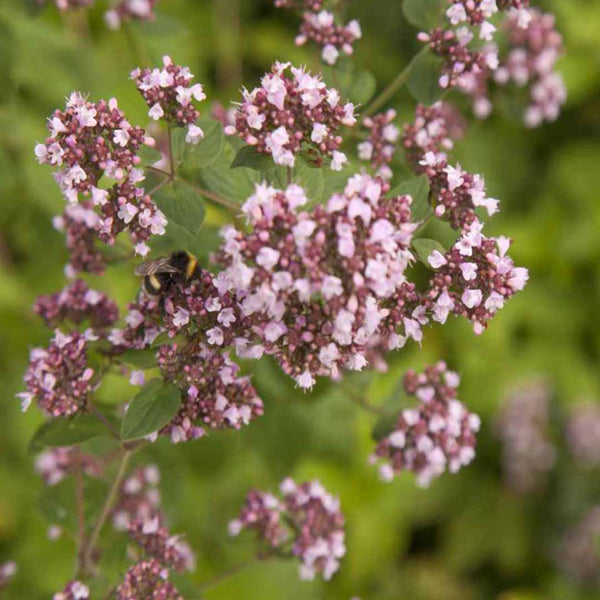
134, 250, 201, 297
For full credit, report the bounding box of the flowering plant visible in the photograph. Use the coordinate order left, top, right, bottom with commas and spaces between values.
5, 0, 572, 596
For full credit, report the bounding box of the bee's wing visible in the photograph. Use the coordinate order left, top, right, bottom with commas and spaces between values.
134, 257, 180, 277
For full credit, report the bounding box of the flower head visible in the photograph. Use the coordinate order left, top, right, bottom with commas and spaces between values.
372, 362, 479, 486
231, 478, 345, 580
226, 62, 355, 169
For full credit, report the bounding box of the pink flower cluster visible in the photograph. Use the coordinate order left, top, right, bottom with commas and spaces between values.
18, 330, 94, 418
115, 559, 183, 600
33, 279, 118, 331
495, 381, 555, 493
216, 175, 422, 389
0, 562, 17, 591
35, 93, 167, 260
494, 9, 566, 127
230, 478, 346, 581
157, 343, 264, 443
113, 465, 162, 531
35, 447, 103, 486
294, 11, 362, 66
418, 1, 533, 105
128, 517, 196, 573
131, 55, 206, 143
105, 0, 159, 30
403, 102, 496, 230
565, 403, 600, 468
557, 507, 600, 584
371, 362, 480, 487
112, 465, 196, 573
225, 62, 355, 169
402, 102, 465, 173
53, 581, 89, 600
357, 109, 400, 180
425, 224, 528, 333
53, 203, 107, 275
34, 93, 148, 203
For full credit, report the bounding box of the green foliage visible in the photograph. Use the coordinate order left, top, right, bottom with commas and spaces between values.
120, 379, 182, 441
180, 118, 225, 169
322, 61, 377, 105
153, 181, 206, 237
391, 174, 432, 222
407, 47, 445, 105
403, 0, 444, 30
412, 238, 447, 266
117, 348, 158, 369
231, 145, 275, 171
29, 415, 110, 453
1, 0, 600, 598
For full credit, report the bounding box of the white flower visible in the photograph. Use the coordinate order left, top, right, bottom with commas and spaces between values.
331, 151, 347, 171
186, 124, 204, 144
428, 250, 447, 269
148, 103, 164, 120
322, 44, 339, 65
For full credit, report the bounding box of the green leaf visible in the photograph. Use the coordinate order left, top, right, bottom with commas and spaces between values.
412, 238, 447, 267
137, 144, 162, 167
347, 68, 377, 106
260, 158, 324, 201
391, 175, 432, 222
199, 140, 260, 203
323, 61, 377, 106
117, 348, 158, 369
403, 0, 444, 30
182, 118, 225, 169
121, 379, 181, 441
372, 412, 398, 442
407, 48, 444, 106
153, 181, 205, 237
231, 145, 275, 171
29, 415, 110, 453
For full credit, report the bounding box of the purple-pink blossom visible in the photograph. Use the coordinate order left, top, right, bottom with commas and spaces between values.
115, 559, 182, 600
371, 362, 480, 487
358, 109, 400, 180
225, 62, 355, 169
19, 330, 95, 417
131, 55, 207, 141
230, 478, 346, 580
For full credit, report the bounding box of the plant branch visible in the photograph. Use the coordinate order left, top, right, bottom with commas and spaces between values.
167, 125, 176, 178
363, 61, 413, 117
74, 449, 86, 575
80, 450, 133, 575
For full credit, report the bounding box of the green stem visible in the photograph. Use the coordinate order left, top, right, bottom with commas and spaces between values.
74, 450, 86, 575
167, 125, 176, 178
363, 61, 414, 117
80, 450, 132, 575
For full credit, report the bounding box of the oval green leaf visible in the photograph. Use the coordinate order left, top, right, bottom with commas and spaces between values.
153, 181, 205, 237
29, 414, 110, 453
407, 48, 444, 106
121, 379, 181, 441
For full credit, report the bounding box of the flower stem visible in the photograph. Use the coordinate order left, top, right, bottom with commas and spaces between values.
363, 61, 414, 117
74, 450, 86, 574
79, 450, 132, 575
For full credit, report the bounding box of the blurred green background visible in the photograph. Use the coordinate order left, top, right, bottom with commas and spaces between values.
1, 0, 600, 598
